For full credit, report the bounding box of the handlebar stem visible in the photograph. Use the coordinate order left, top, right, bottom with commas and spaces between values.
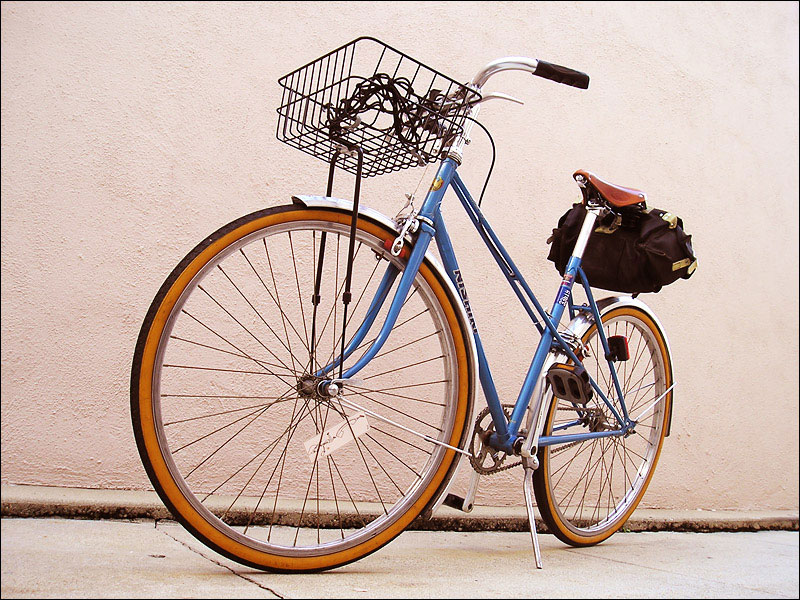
446, 57, 539, 163
446, 104, 479, 164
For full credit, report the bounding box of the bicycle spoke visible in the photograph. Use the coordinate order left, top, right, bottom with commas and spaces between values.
140, 213, 463, 563
172, 402, 275, 455
364, 433, 423, 478
370, 328, 441, 362
196, 286, 297, 386
573, 439, 611, 522
169, 335, 295, 375
317, 243, 369, 361
329, 397, 390, 516
183, 403, 277, 478
359, 436, 406, 495
240, 247, 305, 373
213, 401, 316, 516
241, 395, 305, 537
347, 388, 443, 433
363, 354, 445, 381
354, 379, 449, 393
349, 385, 445, 407
180, 310, 298, 385
164, 400, 291, 426
217, 264, 297, 368
327, 454, 344, 539
328, 454, 369, 531
287, 231, 311, 357
263, 238, 312, 359
163, 363, 293, 377
350, 302, 427, 359
294, 398, 333, 546
371, 425, 432, 454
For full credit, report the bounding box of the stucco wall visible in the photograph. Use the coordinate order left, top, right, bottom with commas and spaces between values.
1, 1, 798, 510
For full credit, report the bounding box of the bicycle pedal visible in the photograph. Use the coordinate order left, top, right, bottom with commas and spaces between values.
546, 363, 593, 404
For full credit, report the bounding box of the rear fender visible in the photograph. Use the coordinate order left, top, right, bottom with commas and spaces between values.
565, 296, 674, 436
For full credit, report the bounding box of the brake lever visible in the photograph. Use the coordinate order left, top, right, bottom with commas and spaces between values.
469, 91, 525, 106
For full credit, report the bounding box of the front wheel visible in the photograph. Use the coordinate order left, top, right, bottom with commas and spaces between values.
533, 305, 673, 546
130, 204, 473, 572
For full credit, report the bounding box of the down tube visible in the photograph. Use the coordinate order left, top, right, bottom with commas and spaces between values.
433, 213, 509, 441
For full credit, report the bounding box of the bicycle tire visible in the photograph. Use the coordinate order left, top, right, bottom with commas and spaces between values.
130, 204, 473, 572
533, 304, 672, 546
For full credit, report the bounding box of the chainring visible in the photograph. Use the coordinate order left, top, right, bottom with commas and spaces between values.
469, 404, 522, 475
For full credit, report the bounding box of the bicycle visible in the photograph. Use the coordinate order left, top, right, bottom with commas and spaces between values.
131, 37, 689, 572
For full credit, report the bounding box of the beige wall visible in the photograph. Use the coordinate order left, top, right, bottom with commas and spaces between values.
1, 1, 798, 510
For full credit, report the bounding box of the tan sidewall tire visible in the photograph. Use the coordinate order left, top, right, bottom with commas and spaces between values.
533, 305, 672, 547
131, 206, 472, 572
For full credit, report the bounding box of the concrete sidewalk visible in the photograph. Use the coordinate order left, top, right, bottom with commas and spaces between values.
1, 517, 798, 598
2, 485, 799, 598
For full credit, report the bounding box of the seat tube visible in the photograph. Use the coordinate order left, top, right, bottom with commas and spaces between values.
509, 208, 601, 436
506, 210, 596, 438
553, 208, 599, 326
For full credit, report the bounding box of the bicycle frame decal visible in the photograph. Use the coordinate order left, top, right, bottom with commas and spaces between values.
555, 273, 574, 307
453, 269, 477, 334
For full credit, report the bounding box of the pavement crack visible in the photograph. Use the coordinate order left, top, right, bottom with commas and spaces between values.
156, 524, 286, 598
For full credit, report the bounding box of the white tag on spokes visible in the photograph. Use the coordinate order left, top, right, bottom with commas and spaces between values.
304, 412, 370, 462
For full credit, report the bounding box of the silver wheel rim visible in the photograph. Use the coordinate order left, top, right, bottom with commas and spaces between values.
545, 311, 667, 536
150, 217, 461, 557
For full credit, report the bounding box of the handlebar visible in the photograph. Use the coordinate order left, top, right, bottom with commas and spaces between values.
470, 57, 589, 90
445, 56, 589, 162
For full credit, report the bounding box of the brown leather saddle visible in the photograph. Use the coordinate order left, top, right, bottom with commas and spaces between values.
573, 169, 647, 208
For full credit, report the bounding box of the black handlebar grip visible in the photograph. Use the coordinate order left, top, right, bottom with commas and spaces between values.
534, 60, 590, 89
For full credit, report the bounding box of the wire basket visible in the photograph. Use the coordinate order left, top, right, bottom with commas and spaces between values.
277, 37, 477, 178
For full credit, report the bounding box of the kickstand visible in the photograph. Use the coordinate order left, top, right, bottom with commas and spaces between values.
523, 463, 543, 569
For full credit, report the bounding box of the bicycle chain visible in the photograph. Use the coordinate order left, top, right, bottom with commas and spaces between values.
469, 404, 590, 475
549, 438, 584, 455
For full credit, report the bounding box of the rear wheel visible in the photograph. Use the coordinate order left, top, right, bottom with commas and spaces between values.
130, 205, 473, 571
533, 305, 672, 546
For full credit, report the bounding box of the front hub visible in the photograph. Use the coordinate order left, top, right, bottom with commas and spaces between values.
297, 375, 321, 398
297, 376, 340, 399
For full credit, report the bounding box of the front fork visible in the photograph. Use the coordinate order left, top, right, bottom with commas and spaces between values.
315, 160, 456, 386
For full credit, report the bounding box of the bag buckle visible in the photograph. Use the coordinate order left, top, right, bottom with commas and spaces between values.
594, 211, 622, 234
661, 212, 678, 229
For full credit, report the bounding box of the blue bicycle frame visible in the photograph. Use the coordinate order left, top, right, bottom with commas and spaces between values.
319, 157, 636, 455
